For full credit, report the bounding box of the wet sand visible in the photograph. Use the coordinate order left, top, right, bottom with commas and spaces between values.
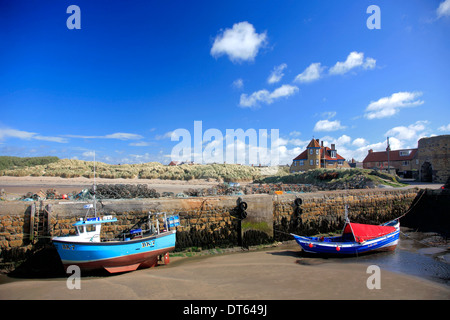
0, 242, 448, 300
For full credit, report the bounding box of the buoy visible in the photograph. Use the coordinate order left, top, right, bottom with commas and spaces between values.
336, 246, 340, 251
309, 243, 313, 248
163, 252, 170, 264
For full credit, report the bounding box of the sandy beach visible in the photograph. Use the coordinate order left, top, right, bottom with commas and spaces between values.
0, 176, 221, 199
0, 176, 448, 301
0, 242, 448, 300
0, 176, 442, 200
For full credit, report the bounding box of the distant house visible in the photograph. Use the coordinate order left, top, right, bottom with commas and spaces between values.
290, 138, 350, 172
168, 160, 196, 166
362, 148, 419, 178
349, 158, 363, 168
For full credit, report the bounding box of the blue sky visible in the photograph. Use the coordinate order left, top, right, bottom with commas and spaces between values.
1, 0, 449, 165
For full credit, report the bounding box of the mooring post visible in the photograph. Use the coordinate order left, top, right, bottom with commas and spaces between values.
46, 204, 52, 236
29, 203, 35, 243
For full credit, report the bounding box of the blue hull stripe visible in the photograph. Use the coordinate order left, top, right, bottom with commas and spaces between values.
292, 230, 399, 255
53, 231, 176, 264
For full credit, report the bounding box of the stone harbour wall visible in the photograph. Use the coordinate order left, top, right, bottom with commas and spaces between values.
0, 188, 424, 272
273, 188, 420, 241
418, 134, 450, 183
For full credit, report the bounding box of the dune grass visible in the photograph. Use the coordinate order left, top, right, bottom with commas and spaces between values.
0, 158, 406, 188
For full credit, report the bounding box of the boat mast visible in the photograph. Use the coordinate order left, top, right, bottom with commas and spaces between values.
93, 151, 97, 217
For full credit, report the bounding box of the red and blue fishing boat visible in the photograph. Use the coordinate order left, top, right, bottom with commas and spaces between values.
291, 218, 400, 256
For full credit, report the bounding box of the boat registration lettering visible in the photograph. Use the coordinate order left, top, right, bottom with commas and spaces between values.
142, 240, 155, 248
62, 244, 75, 250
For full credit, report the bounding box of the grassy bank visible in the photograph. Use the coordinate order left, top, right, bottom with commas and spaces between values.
0, 157, 406, 188
0, 158, 264, 182
257, 167, 407, 188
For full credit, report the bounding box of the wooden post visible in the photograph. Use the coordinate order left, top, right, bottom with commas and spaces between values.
46, 204, 52, 236
29, 203, 35, 243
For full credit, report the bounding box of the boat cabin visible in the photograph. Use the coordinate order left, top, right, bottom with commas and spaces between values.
67, 215, 117, 243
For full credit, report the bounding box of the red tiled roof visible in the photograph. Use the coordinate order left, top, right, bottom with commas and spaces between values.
293, 150, 307, 160
363, 149, 418, 163
322, 147, 345, 160
307, 139, 321, 148
293, 139, 345, 161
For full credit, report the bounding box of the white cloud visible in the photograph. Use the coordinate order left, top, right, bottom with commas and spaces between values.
82, 151, 96, 158
232, 78, 244, 89
210, 21, 267, 63
155, 131, 174, 140
352, 137, 368, 147
363, 57, 376, 70
0, 127, 68, 143
337, 134, 351, 145
438, 123, 450, 132
320, 111, 337, 119
0, 128, 36, 140
129, 141, 150, 147
294, 62, 324, 83
66, 132, 143, 140
437, 0, 450, 18
103, 133, 143, 140
239, 84, 299, 108
385, 120, 429, 141
267, 63, 287, 84
364, 91, 424, 119
313, 119, 346, 132
329, 51, 376, 75
289, 131, 301, 137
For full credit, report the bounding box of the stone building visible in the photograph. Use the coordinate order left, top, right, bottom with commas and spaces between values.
290, 138, 350, 172
418, 135, 450, 183
362, 148, 419, 178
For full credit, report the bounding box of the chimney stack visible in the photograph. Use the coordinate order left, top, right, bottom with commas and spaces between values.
331, 144, 335, 150
368, 149, 373, 154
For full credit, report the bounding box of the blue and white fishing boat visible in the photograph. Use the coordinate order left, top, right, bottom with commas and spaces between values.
291, 218, 399, 256
52, 210, 179, 273
52, 153, 179, 273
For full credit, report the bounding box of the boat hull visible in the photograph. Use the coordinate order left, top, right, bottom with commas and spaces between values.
53, 231, 176, 273
292, 224, 400, 256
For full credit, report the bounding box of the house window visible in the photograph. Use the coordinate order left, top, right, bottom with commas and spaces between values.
316, 159, 319, 165
399, 150, 411, 156
402, 161, 409, 166
316, 149, 319, 155
331, 151, 336, 158
309, 149, 313, 155
310, 160, 313, 165
300, 160, 304, 166
338, 160, 344, 165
